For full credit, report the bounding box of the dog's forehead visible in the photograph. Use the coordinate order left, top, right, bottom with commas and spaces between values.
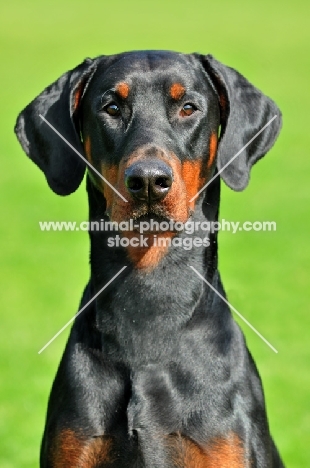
93, 51, 207, 92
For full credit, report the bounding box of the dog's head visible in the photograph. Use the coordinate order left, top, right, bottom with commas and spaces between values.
15, 51, 281, 227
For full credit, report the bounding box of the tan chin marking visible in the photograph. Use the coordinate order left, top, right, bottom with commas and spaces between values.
125, 231, 176, 271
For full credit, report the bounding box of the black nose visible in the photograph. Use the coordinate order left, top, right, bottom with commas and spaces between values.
125, 160, 173, 202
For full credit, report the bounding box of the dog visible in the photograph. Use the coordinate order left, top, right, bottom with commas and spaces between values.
15, 50, 284, 467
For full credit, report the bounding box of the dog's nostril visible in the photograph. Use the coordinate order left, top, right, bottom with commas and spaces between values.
126, 177, 144, 191
154, 177, 172, 189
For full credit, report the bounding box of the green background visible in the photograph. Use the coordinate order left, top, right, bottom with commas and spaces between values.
1, 0, 309, 466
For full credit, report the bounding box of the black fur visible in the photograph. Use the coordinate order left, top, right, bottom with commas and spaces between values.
15, 51, 283, 467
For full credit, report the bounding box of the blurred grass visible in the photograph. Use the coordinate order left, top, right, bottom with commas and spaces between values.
1, 0, 309, 466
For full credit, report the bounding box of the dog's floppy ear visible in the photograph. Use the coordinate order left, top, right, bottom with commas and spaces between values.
201, 54, 282, 191
14, 58, 97, 195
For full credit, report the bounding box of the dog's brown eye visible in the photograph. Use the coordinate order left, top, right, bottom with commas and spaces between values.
180, 103, 197, 117
105, 103, 121, 117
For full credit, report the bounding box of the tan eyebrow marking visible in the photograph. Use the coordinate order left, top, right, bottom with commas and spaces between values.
116, 82, 130, 99
170, 83, 186, 100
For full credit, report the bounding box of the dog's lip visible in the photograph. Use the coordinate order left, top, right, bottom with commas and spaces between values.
105, 210, 192, 232
134, 214, 169, 222
131, 214, 173, 233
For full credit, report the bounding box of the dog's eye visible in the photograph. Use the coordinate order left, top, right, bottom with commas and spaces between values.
180, 103, 197, 117
104, 103, 121, 117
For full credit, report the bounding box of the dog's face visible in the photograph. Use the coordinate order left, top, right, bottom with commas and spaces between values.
15, 50, 281, 228
79, 51, 219, 225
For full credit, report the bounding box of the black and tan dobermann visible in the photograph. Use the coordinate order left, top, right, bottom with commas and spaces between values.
15, 51, 284, 467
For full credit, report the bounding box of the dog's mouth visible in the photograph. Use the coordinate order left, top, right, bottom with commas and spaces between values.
106, 203, 191, 233
131, 214, 175, 234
